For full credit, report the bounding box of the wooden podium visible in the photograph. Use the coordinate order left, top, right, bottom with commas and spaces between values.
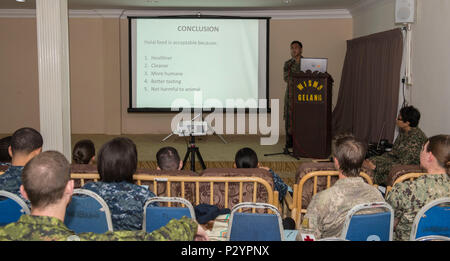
289, 71, 333, 159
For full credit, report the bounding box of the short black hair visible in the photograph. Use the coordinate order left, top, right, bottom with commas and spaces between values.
0, 136, 12, 162
97, 137, 137, 183
10, 127, 43, 155
332, 134, 367, 177
72, 139, 95, 164
156, 146, 180, 171
291, 40, 303, 48
235, 147, 258, 168
399, 106, 421, 127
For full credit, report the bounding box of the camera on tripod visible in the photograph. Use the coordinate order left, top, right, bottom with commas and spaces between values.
175, 121, 207, 136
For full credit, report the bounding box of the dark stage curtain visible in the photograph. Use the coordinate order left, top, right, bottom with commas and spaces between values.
332, 28, 403, 143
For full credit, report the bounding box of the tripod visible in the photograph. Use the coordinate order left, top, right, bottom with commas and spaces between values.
264, 146, 299, 160
182, 134, 206, 172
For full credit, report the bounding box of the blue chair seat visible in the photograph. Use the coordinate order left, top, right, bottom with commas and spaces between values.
143, 197, 196, 233
64, 189, 113, 233
0, 191, 30, 226
410, 197, 450, 241
227, 202, 284, 241
341, 202, 394, 241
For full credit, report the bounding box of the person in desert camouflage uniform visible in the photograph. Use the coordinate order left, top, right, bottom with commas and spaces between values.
0, 151, 207, 241
283, 41, 303, 148
365, 106, 427, 185
82, 137, 157, 231
299, 134, 385, 240
386, 134, 450, 241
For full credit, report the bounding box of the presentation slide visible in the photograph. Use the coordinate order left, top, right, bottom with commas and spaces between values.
129, 17, 269, 111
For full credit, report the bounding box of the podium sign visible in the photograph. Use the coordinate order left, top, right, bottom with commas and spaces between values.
290, 71, 333, 159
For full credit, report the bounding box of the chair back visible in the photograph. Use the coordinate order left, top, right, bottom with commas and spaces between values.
70, 173, 100, 188
133, 174, 277, 212
0, 190, 30, 226
200, 168, 278, 211
227, 202, 284, 241
385, 172, 427, 196
341, 202, 393, 241
415, 235, 450, 241
143, 197, 196, 233
386, 164, 424, 188
410, 197, 450, 241
293, 170, 373, 226
317, 237, 349, 241
64, 189, 113, 233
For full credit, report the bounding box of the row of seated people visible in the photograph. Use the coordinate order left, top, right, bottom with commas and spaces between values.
0, 150, 207, 241
0, 127, 290, 239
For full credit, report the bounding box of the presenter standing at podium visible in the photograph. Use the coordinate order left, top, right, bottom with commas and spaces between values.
283, 41, 303, 148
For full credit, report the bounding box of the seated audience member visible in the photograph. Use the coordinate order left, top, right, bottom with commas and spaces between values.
72, 139, 95, 164
234, 147, 291, 202
364, 106, 427, 185
0, 128, 42, 196
0, 151, 208, 241
300, 134, 385, 240
82, 137, 157, 231
156, 146, 182, 171
387, 134, 450, 241
0, 136, 12, 164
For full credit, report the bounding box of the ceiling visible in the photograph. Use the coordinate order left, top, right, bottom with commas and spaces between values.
1, 0, 363, 11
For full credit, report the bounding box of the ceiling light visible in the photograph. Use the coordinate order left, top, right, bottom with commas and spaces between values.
16, 0, 26, 3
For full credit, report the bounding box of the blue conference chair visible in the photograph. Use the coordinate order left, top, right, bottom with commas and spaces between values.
64, 189, 113, 233
0, 190, 30, 226
142, 197, 196, 233
415, 235, 450, 241
410, 197, 450, 241
227, 202, 284, 241
340, 202, 394, 241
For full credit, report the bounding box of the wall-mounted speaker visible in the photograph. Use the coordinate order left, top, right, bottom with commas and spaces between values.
395, 0, 415, 24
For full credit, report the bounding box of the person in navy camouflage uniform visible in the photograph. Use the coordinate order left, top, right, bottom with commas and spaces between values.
234, 147, 291, 202
0, 128, 42, 204
386, 135, 450, 241
82, 137, 157, 231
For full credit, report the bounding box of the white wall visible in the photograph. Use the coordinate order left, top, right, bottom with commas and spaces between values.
352, 0, 397, 38
352, 0, 450, 136
411, 0, 450, 136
